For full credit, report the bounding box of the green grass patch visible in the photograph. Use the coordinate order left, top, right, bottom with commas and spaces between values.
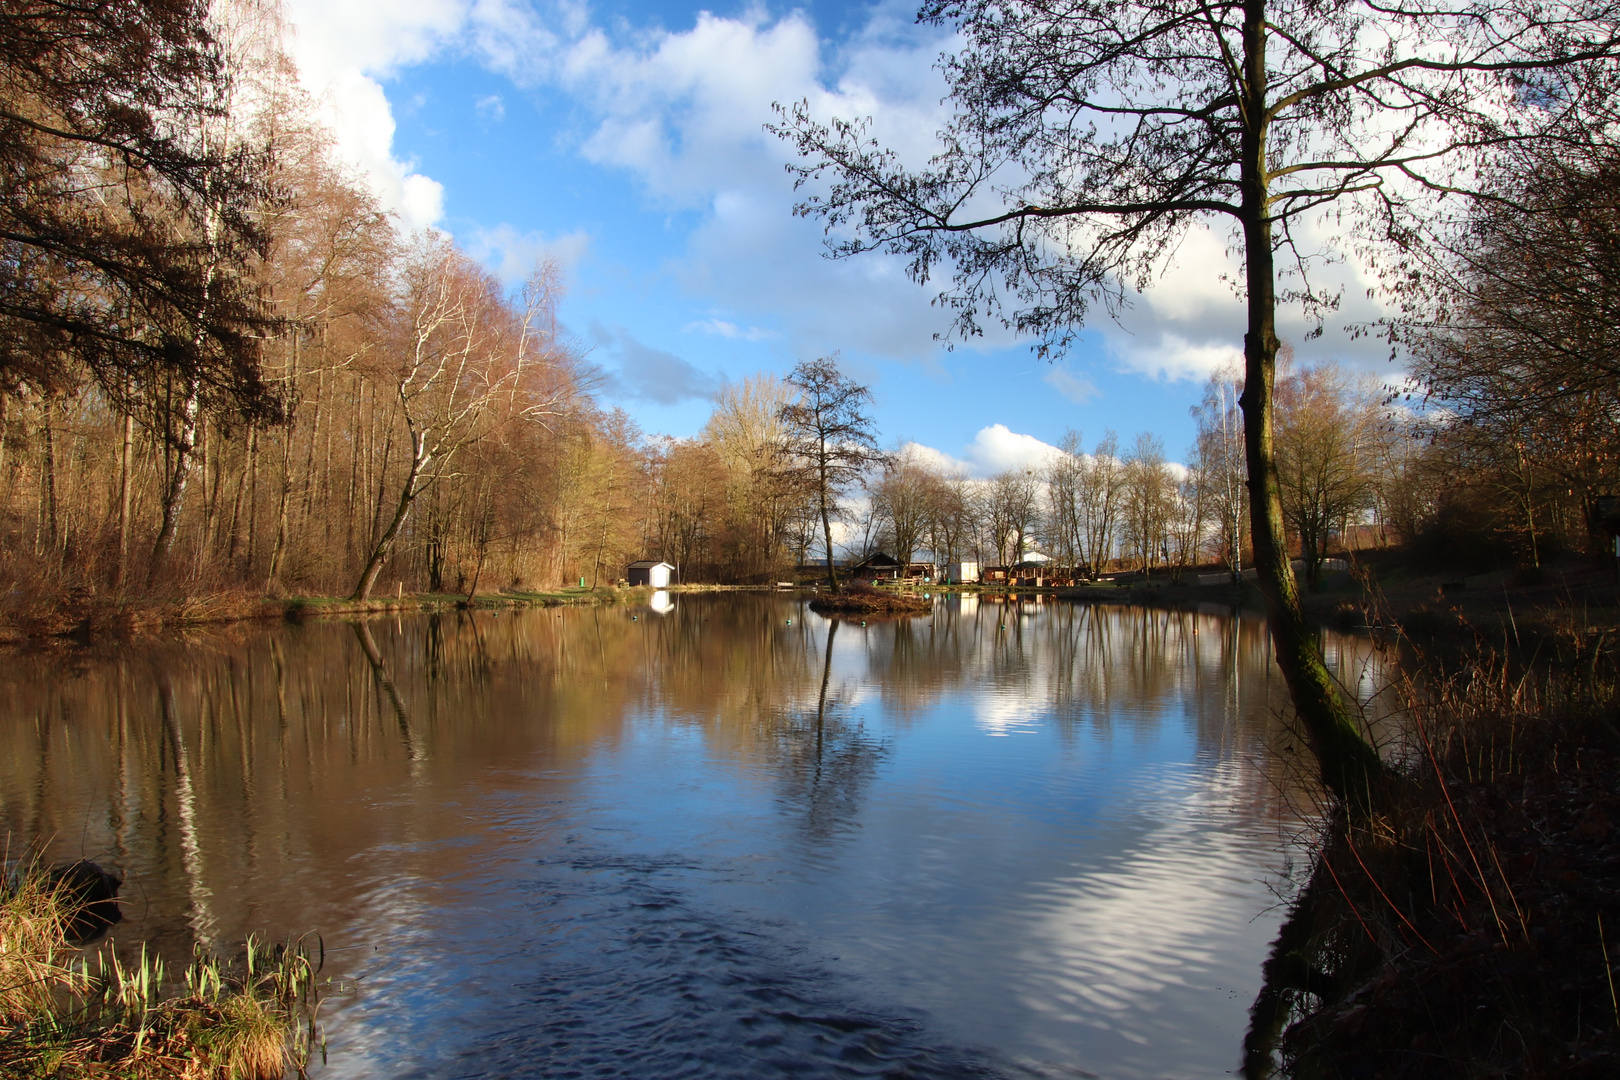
1, 862, 322, 1079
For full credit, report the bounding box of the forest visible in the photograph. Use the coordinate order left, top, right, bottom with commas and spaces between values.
1, 0, 1616, 613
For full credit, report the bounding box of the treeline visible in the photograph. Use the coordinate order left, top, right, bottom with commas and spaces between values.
1394, 143, 1620, 570
644, 359, 1415, 587
3, 4, 1611, 604
0, 0, 661, 601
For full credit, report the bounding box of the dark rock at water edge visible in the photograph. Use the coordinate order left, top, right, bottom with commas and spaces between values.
49, 859, 124, 943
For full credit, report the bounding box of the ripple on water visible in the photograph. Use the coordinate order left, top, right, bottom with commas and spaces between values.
385, 852, 1020, 1080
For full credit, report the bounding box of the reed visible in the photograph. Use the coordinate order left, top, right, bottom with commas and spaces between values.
1249, 612, 1620, 1078
0, 862, 322, 1079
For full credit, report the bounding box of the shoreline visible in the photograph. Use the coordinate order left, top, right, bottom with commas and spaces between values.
0, 585, 651, 648
9, 556, 1617, 652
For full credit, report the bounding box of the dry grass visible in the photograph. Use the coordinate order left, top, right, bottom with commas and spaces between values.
1253, 619, 1620, 1079
0, 867, 77, 1023
0, 863, 321, 1079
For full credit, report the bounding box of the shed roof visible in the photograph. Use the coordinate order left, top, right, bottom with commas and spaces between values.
852, 551, 902, 568
627, 560, 674, 569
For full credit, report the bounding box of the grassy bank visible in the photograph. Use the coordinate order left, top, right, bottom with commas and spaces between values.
0, 584, 646, 646
0, 863, 320, 1079
1251, 619, 1620, 1078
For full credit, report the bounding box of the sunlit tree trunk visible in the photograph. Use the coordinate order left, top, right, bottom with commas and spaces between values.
39, 395, 59, 559
353, 430, 427, 601
818, 446, 838, 591
1237, 0, 1383, 810
113, 406, 134, 589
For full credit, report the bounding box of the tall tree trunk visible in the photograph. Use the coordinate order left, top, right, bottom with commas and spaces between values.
266, 322, 299, 589
1240, 1, 1384, 812
227, 426, 252, 570
818, 441, 838, 591
149, 381, 200, 583
244, 425, 259, 573
114, 407, 134, 590
266, 421, 294, 587
352, 430, 427, 600
39, 396, 59, 558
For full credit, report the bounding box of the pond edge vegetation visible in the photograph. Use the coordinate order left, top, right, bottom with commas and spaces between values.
1241, 588, 1620, 1078
0, 859, 323, 1079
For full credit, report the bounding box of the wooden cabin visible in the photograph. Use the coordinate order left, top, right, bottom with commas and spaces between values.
850, 552, 903, 580
626, 560, 675, 587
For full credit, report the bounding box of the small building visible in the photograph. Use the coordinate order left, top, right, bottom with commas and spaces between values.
626, 560, 675, 587
948, 561, 980, 583
850, 551, 903, 580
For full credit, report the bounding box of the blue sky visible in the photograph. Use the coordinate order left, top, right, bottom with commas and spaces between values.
281, 0, 1396, 474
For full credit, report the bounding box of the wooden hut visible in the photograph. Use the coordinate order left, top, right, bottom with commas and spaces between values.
626, 560, 675, 587
850, 552, 903, 580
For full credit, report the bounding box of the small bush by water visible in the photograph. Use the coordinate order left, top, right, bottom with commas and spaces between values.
0, 860, 321, 1079
807, 580, 932, 616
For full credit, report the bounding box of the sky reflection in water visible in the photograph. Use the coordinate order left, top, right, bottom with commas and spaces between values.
0, 594, 1394, 1079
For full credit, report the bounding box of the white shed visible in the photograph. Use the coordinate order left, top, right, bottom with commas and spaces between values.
948, 561, 980, 583
626, 560, 675, 587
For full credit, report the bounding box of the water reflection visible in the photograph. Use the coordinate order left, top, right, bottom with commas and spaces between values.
0, 596, 1395, 1079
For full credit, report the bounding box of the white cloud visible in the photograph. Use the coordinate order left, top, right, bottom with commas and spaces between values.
590, 322, 721, 404
1044, 366, 1100, 405
282, 0, 468, 229
548, 5, 975, 362
901, 441, 975, 477
467, 224, 591, 286
1101, 218, 1396, 384
683, 318, 779, 342
277, 1, 993, 360
277, 0, 1400, 388
300, 67, 444, 230
475, 93, 506, 122
966, 424, 1063, 475
906, 426, 1063, 479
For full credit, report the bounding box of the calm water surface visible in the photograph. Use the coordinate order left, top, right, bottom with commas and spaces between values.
0, 594, 1393, 1079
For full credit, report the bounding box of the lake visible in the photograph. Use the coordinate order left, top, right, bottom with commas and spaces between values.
0, 593, 1394, 1079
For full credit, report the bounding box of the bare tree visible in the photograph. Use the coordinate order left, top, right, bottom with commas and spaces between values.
0, 0, 280, 412
352, 244, 569, 600
1044, 431, 1085, 573
770, 0, 1620, 806
1275, 364, 1378, 589
869, 447, 937, 567
1077, 431, 1125, 580
1166, 467, 1207, 580
1121, 434, 1174, 576
987, 468, 1041, 566
779, 356, 886, 590
1405, 143, 1620, 559
1194, 367, 1249, 582
703, 374, 813, 580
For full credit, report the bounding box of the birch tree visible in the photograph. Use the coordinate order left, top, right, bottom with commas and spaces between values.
351, 242, 569, 600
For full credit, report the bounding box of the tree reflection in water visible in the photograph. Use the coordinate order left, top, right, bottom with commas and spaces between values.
0, 595, 1398, 1080
771, 618, 891, 847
